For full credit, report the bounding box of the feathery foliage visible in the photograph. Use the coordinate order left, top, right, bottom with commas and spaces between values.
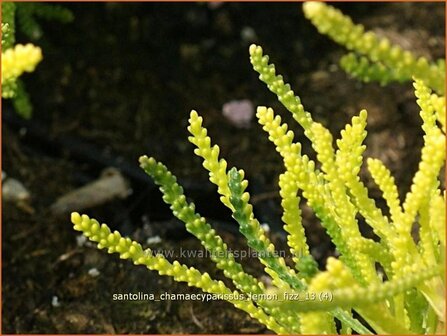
71, 3, 445, 334
1, 2, 72, 118
303, 2, 445, 95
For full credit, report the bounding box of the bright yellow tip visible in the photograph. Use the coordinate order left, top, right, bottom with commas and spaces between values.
249, 44, 258, 55
303, 2, 324, 18
249, 44, 264, 58
1, 44, 43, 83
71, 212, 81, 224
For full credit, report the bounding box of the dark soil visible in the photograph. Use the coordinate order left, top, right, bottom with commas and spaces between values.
2, 2, 445, 334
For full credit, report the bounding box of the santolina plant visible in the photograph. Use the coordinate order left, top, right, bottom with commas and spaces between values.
1, 2, 72, 118
71, 3, 445, 334
303, 2, 445, 95
1, 2, 42, 118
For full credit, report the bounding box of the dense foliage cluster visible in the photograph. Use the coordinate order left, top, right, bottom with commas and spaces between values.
72, 3, 445, 334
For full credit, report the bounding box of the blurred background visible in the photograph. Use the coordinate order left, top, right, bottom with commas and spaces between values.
2, 2, 445, 333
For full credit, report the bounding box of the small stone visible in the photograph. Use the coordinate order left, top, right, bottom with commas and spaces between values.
146, 236, 162, 245
52, 295, 60, 307
76, 235, 87, 247
3, 176, 31, 202
222, 99, 254, 128
88, 268, 100, 277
